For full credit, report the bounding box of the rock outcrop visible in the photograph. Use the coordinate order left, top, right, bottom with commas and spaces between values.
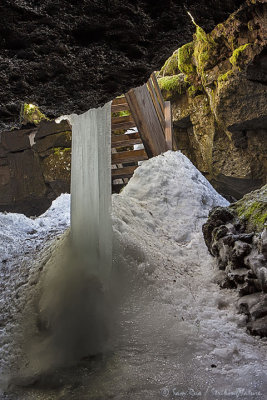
203, 184, 267, 337
158, 0, 267, 200
0, 121, 71, 216
0, 0, 245, 130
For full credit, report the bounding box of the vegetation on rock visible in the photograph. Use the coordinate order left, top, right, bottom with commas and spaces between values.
158, 75, 188, 100
230, 43, 251, 70
177, 42, 196, 81
231, 185, 267, 232
193, 26, 217, 81
160, 50, 180, 77
21, 103, 48, 125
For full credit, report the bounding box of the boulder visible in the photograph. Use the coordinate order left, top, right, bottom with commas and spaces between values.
0, 121, 72, 216
203, 184, 267, 337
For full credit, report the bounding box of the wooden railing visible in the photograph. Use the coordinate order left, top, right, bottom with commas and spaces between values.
111, 72, 173, 192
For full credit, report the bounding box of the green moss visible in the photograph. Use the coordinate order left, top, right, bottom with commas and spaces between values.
160, 51, 179, 76
231, 185, 267, 232
178, 42, 196, 81
193, 26, 217, 81
188, 85, 203, 97
218, 70, 234, 83
230, 44, 251, 69
158, 74, 188, 100
235, 202, 267, 232
22, 103, 48, 125
112, 110, 130, 118
54, 147, 71, 156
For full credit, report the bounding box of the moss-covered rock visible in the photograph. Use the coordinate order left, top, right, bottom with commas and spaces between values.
203, 184, 267, 337
21, 103, 49, 126
159, 50, 180, 77
231, 185, 267, 232
230, 43, 251, 70
178, 42, 196, 82
158, 0, 267, 200
158, 74, 188, 100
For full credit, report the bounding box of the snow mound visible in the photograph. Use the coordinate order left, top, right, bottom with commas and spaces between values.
1, 151, 266, 396
0, 194, 70, 264
122, 150, 228, 240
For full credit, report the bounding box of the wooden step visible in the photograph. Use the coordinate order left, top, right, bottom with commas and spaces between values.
112, 165, 137, 179
111, 149, 148, 164
112, 120, 136, 131
111, 132, 142, 148
112, 96, 128, 106
112, 115, 134, 125
111, 103, 130, 113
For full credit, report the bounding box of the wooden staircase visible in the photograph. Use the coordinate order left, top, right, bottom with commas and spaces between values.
111, 72, 174, 193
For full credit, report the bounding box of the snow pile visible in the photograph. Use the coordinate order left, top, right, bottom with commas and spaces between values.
0, 194, 70, 264
0, 151, 266, 397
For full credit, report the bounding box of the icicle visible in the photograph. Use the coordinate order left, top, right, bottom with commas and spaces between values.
56, 102, 112, 285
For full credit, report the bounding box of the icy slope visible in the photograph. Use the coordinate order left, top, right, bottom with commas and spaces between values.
0, 151, 266, 399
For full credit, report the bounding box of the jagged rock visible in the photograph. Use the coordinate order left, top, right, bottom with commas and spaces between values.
35, 120, 71, 140
33, 131, 71, 153
203, 185, 267, 336
159, 1, 267, 200
0, 0, 244, 130
0, 121, 71, 216
247, 316, 267, 337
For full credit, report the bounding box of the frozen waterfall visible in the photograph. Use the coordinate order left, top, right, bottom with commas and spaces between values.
57, 102, 112, 285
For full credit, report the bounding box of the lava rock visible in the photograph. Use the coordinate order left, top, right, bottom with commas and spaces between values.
0, 0, 244, 130
203, 185, 267, 337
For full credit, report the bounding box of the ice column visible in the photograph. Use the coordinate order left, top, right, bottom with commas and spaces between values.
69, 102, 112, 284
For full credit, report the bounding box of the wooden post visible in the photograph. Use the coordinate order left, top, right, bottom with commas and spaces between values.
164, 101, 173, 150
125, 84, 167, 158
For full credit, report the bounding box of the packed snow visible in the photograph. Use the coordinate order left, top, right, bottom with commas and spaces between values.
0, 151, 266, 399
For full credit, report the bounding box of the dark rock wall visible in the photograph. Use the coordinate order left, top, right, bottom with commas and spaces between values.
203, 185, 267, 337
0, 0, 244, 130
158, 0, 267, 201
0, 121, 71, 216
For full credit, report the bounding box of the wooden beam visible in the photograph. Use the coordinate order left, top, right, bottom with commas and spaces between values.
112, 115, 134, 125
111, 103, 130, 113
112, 149, 148, 164
112, 96, 127, 106
150, 72, 165, 113
164, 101, 173, 150
112, 120, 136, 131
111, 132, 142, 148
147, 78, 165, 131
125, 84, 167, 158
112, 165, 137, 179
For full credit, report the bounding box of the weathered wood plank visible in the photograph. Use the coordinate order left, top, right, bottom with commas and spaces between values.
112, 96, 127, 106
147, 78, 165, 130
112, 120, 136, 131
112, 115, 134, 125
111, 103, 130, 113
112, 149, 148, 164
164, 101, 173, 150
125, 84, 167, 158
150, 72, 165, 113
111, 132, 142, 148
112, 165, 137, 179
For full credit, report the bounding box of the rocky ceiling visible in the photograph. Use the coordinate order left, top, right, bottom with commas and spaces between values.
0, 0, 245, 129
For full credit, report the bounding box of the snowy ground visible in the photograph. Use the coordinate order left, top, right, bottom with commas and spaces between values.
0, 151, 266, 399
